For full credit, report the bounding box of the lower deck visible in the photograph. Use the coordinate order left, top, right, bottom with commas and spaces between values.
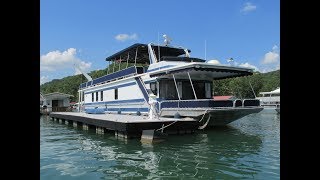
49, 112, 199, 138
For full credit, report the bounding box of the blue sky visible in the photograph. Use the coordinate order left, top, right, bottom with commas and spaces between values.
40, 0, 280, 84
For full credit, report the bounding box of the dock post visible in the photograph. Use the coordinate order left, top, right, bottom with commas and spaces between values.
96, 127, 104, 134
141, 130, 155, 143
115, 131, 127, 139
83, 124, 89, 131
73, 121, 77, 128
59, 119, 63, 124
65, 120, 69, 125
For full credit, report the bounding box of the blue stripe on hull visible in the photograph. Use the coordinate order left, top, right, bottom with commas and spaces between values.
106, 108, 149, 112
85, 81, 136, 94
85, 108, 105, 114
84, 98, 145, 106
85, 107, 149, 112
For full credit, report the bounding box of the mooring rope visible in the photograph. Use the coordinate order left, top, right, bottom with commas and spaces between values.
198, 114, 211, 130
198, 109, 209, 123
156, 109, 211, 131
156, 120, 179, 131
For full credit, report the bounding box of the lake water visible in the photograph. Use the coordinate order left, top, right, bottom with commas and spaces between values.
40, 109, 280, 179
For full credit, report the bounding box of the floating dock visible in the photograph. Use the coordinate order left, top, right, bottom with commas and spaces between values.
49, 112, 199, 139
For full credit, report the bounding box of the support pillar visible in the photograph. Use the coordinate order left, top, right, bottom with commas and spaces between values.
83, 124, 89, 130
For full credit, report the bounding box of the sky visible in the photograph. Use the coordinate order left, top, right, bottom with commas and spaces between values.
40, 0, 280, 84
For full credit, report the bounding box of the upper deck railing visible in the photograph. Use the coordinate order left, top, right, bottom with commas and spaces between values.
79, 66, 144, 90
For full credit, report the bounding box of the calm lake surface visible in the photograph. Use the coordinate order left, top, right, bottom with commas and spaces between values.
40, 109, 280, 179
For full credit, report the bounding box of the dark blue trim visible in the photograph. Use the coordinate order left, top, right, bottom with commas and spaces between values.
134, 77, 149, 102
144, 79, 157, 84
85, 82, 136, 94
243, 99, 260, 106
160, 100, 234, 108
146, 65, 175, 72
80, 66, 143, 89
85, 108, 105, 114
105, 108, 149, 112
84, 98, 145, 106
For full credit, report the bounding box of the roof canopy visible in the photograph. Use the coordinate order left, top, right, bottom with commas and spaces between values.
149, 63, 253, 80
43, 92, 73, 100
105, 43, 191, 64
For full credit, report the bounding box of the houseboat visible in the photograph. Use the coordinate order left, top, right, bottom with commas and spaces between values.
256, 87, 280, 109
77, 41, 263, 127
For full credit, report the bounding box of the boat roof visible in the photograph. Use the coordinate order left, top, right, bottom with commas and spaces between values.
149, 63, 254, 80
105, 43, 191, 63
43, 92, 74, 99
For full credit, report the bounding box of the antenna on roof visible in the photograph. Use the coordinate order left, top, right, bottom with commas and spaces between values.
227, 58, 235, 66
163, 34, 172, 46
205, 40, 207, 60
227, 58, 234, 63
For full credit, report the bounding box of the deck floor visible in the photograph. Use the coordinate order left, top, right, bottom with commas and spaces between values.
50, 112, 196, 123
49, 112, 199, 137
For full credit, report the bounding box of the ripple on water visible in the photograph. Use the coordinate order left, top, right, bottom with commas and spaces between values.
40, 111, 280, 179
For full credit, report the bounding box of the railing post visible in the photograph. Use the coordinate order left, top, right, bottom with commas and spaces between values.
187, 72, 197, 99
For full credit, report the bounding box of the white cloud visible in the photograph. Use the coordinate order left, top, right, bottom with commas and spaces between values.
40, 48, 92, 75
239, 62, 259, 72
115, 33, 138, 41
40, 76, 50, 85
241, 2, 257, 13
262, 51, 279, 64
207, 59, 221, 65
260, 64, 280, 73
258, 45, 280, 72
262, 45, 280, 64
272, 45, 279, 51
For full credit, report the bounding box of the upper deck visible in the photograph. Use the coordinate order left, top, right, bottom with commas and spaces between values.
105, 43, 194, 64
79, 42, 255, 90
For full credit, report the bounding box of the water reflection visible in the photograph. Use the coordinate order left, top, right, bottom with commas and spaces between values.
41, 112, 279, 179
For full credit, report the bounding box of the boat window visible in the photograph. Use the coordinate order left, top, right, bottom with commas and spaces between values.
150, 82, 157, 96
159, 80, 212, 100
92, 93, 94, 102
100, 91, 103, 101
205, 83, 212, 98
182, 81, 208, 99
96, 92, 98, 101
159, 80, 178, 100
115, 88, 118, 100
